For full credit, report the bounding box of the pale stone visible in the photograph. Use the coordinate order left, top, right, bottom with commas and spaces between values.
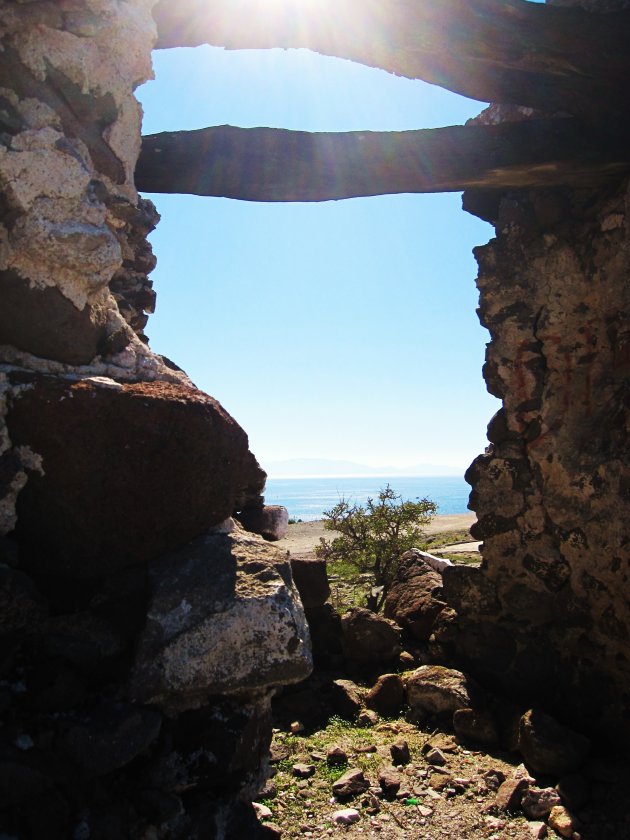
548, 805, 577, 838
332, 808, 360, 825
130, 530, 312, 709
405, 665, 475, 715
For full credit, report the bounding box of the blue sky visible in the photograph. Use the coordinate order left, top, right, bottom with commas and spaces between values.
137, 45, 500, 474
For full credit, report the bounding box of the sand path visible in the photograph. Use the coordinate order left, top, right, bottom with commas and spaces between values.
276, 512, 476, 559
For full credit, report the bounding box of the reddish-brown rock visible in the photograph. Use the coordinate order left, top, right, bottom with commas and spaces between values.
341, 607, 401, 666
383, 551, 446, 640
7, 374, 265, 578
365, 674, 405, 718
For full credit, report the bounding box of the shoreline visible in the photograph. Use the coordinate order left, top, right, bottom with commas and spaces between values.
275, 511, 476, 559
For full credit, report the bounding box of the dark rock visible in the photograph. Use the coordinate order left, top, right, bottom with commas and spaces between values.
521, 786, 562, 819
237, 505, 289, 541
292, 763, 315, 778
390, 739, 410, 766
273, 684, 327, 728
518, 709, 591, 775
495, 777, 528, 811
304, 604, 342, 658
453, 707, 500, 747
290, 556, 330, 608
62, 704, 162, 777
557, 773, 590, 810
0, 535, 19, 568
25, 661, 86, 712
330, 679, 362, 721
332, 767, 370, 798
441, 564, 500, 616
7, 375, 266, 578
483, 768, 507, 791
341, 607, 401, 666
357, 709, 379, 726
425, 747, 447, 766
270, 743, 290, 764
365, 674, 405, 717
136, 789, 183, 824
0, 268, 112, 364
383, 551, 446, 640
327, 746, 348, 766
378, 766, 402, 797
0, 758, 53, 807
44, 611, 125, 668
130, 529, 312, 707
150, 695, 273, 795
0, 567, 47, 635
405, 665, 480, 717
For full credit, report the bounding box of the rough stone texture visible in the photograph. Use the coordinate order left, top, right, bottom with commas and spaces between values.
303, 603, 343, 660
457, 165, 630, 741
365, 673, 405, 718
495, 777, 528, 812
518, 709, 591, 776
341, 607, 401, 666
332, 768, 370, 799
452, 707, 500, 747
0, 4, 315, 837
237, 504, 289, 541
405, 665, 480, 717
329, 679, 363, 721
6, 373, 266, 578
521, 786, 562, 820
290, 556, 331, 608
131, 527, 312, 709
383, 550, 446, 641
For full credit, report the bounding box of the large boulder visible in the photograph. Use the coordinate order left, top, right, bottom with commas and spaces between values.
6, 373, 266, 578
365, 674, 405, 718
405, 665, 480, 717
341, 607, 401, 666
383, 550, 446, 641
130, 527, 312, 709
518, 709, 591, 776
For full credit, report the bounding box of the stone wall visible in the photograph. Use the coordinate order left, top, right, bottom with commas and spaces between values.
443, 175, 630, 741
435, 0, 630, 746
0, 3, 311, 837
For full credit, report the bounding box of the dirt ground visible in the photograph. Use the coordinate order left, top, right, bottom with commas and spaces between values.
276, 513, 477, 560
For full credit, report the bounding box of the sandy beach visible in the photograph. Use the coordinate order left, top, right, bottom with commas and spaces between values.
275, 511, 476, 559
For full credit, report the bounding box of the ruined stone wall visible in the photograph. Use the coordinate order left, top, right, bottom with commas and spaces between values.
0, 3, 311, 837
443, 175, 630, 741
436, 0, 630, 746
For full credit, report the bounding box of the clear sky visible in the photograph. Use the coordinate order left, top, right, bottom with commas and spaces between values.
137, 45, 501, 474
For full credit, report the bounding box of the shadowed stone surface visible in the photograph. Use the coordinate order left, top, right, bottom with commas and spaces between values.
6, 374, 266, 578
405, 665, 481, 717
341, 607, 401, 666
0, 269, 115, 364
384, 551, 446, 641
131, 528, 312, 708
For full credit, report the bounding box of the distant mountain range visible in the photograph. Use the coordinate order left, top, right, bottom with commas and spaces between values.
263, 458, 464, 478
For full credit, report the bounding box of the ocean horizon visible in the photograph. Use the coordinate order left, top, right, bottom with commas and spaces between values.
263, 475, 471, 521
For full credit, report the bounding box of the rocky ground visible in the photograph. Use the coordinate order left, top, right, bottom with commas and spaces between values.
259, 520, 630, 840
257, 695, 630, 840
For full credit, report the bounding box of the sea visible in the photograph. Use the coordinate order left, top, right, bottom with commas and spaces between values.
263, 475, 471, 521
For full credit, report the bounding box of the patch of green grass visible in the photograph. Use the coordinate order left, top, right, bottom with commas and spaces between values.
421, 528, 473, 549
441, 552, 481, 566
